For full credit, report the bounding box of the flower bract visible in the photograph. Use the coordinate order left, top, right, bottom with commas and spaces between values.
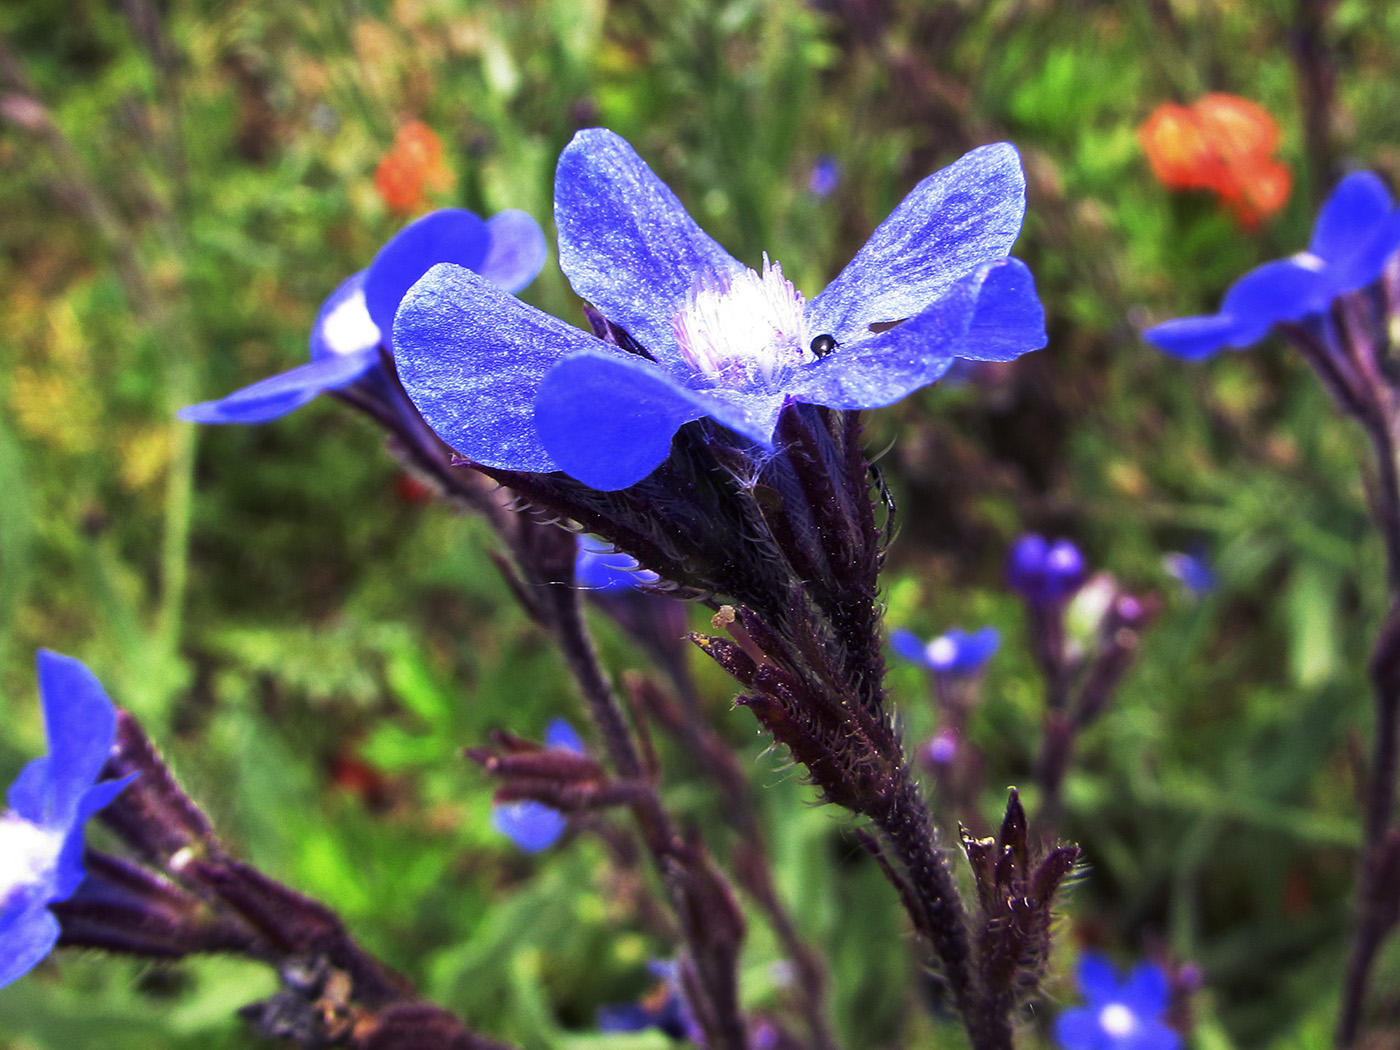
1, 651, 134, 988
178, 208, 546, 424
1143, 170, 1400, 361
490, 719, 583, 853
393, 128, 1046, 491
1054, 953, 1181, 1050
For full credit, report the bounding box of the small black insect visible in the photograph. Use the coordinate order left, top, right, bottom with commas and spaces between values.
809, 333, 839, 358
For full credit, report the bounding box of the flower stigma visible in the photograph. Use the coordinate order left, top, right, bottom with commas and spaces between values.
0, 814, 64, 905
1098, 1002, 1138, 1039
673, 256, 810, 388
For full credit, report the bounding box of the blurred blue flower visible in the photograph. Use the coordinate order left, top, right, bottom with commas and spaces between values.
489, 719, 583, 853
1, 651, 134, 988
598, 959, 701, 1041
1054, 953, 1181, 1050
395, 128, 1046, 491
1163, 550, 1215, 597
179, 209, 547, 424
891, 625, 999, 674
808, 155, 841, 197
1143, 171, 1400, 361
575, 534, 660, 592
1007, 534, 1088, 605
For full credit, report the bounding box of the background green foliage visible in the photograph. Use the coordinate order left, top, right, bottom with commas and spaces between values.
2, 0, 1400, 1046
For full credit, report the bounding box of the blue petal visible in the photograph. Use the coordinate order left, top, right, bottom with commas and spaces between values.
1326, 209, 1400, 297
395, 264, 589, 473
789, 259, 1034, 410
364, 209, 492, 346
1218, 258, 1334, 329
1128, 1023, 1182, 1050
1077, 952, 1121, 1004
1140, 314, 1253, 361
1121, 961, 1171, 1014
954, 258, 1048, 361
27, 652, 117, 828
545, 719, 585, 754
0, 904, 60, 990
806, 143, 1027, 344
479, 209, 549, 294
52, 774, 136, 899
177, 350, 379, 425
554, 129, 745, 370
1308, 171, 1395, 264
952, 626, 1000, 672
890, 628, 931, 666
1053, 1007, 1107, 1050
309, 272, 379, 362
533, 349, 711, 490
597, 1003, 655, 1033
491, 801, 568, 853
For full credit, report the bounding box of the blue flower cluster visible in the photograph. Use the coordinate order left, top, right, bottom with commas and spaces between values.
1144, 171, 1400, 361
393, 129, 1046, 491
489, 719, 584, 853
1007, 534, 1088, 605
180, 208, 546, 424
1055, 953, 1180, 1050
1, 652, 133, 988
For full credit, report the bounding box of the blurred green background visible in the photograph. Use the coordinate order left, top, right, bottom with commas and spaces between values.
3, 0, 1400, 1046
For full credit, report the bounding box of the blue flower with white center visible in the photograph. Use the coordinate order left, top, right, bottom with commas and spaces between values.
1, 651, 134, 988
575, 534, 660, 592
1007, 534, 1088, 605
178, 209, 546, 424
393, 128, 1046, 491
891, 625, 999, 674
1143, 171, 1400, 361
489, 719, 583, 854
1054, 953, 1181, 1050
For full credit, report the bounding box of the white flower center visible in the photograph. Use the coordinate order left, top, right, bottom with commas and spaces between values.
1291, 250, 1327, 272
0, 813, 64, 906
673, 256, 811, 387
925, 636, 958, 667
1098, 1002, 1138, 1039
321, 290, 382, 356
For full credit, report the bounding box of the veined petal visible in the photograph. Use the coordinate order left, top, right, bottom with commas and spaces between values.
395, 264, 592, 473
788, 259, 1033, 409
479, 209, 549, 293
177, 351, 379, 425
534, 349, 711, 491
364, 209, 492, 345
807, 143, 1027, 344
29, 652, 118, 827
1308, 171, 1395, 264
555, 128, 745, 369
0, 905, 60, 989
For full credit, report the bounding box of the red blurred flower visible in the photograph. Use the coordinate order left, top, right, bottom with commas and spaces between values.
1139, 93, 1290, 229
375, 120, 455, 214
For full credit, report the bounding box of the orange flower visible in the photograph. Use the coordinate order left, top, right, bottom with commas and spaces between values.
374, 120, 455, 214
1139, 93, 1290, 227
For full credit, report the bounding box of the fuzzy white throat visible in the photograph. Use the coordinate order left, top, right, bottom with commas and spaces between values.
673, 257, 811, 387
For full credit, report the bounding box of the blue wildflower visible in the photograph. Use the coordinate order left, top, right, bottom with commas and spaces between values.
1143, 171, 1400, 361
1, 651, 134, 988
179, 208, 547, 424
489, 719, 583, 853
808, 155, 841, 197
394, 128, 1046, 491
1054, 953, 1181, 1050
1163, 550, 1215, 597
891, 625, 999, 674
1007, 534, 1088, 605
575, 534, 660, 592
598, 959, 701, 1041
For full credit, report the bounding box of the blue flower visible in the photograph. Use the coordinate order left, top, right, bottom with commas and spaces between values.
1143, 171, 1400, 361
1163, 549, 1215, 597
1, 651, 134, 988
179, 209, 547, 424
891, 625, 999, 674
598, 959, 700, 1041
808, 155, 841, 197
575, 534, 660, 592
1007, 534, 1088, 605
1054, 953, 1181, 1050
489, 719, 583, 853
394, 129, 1046, 491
